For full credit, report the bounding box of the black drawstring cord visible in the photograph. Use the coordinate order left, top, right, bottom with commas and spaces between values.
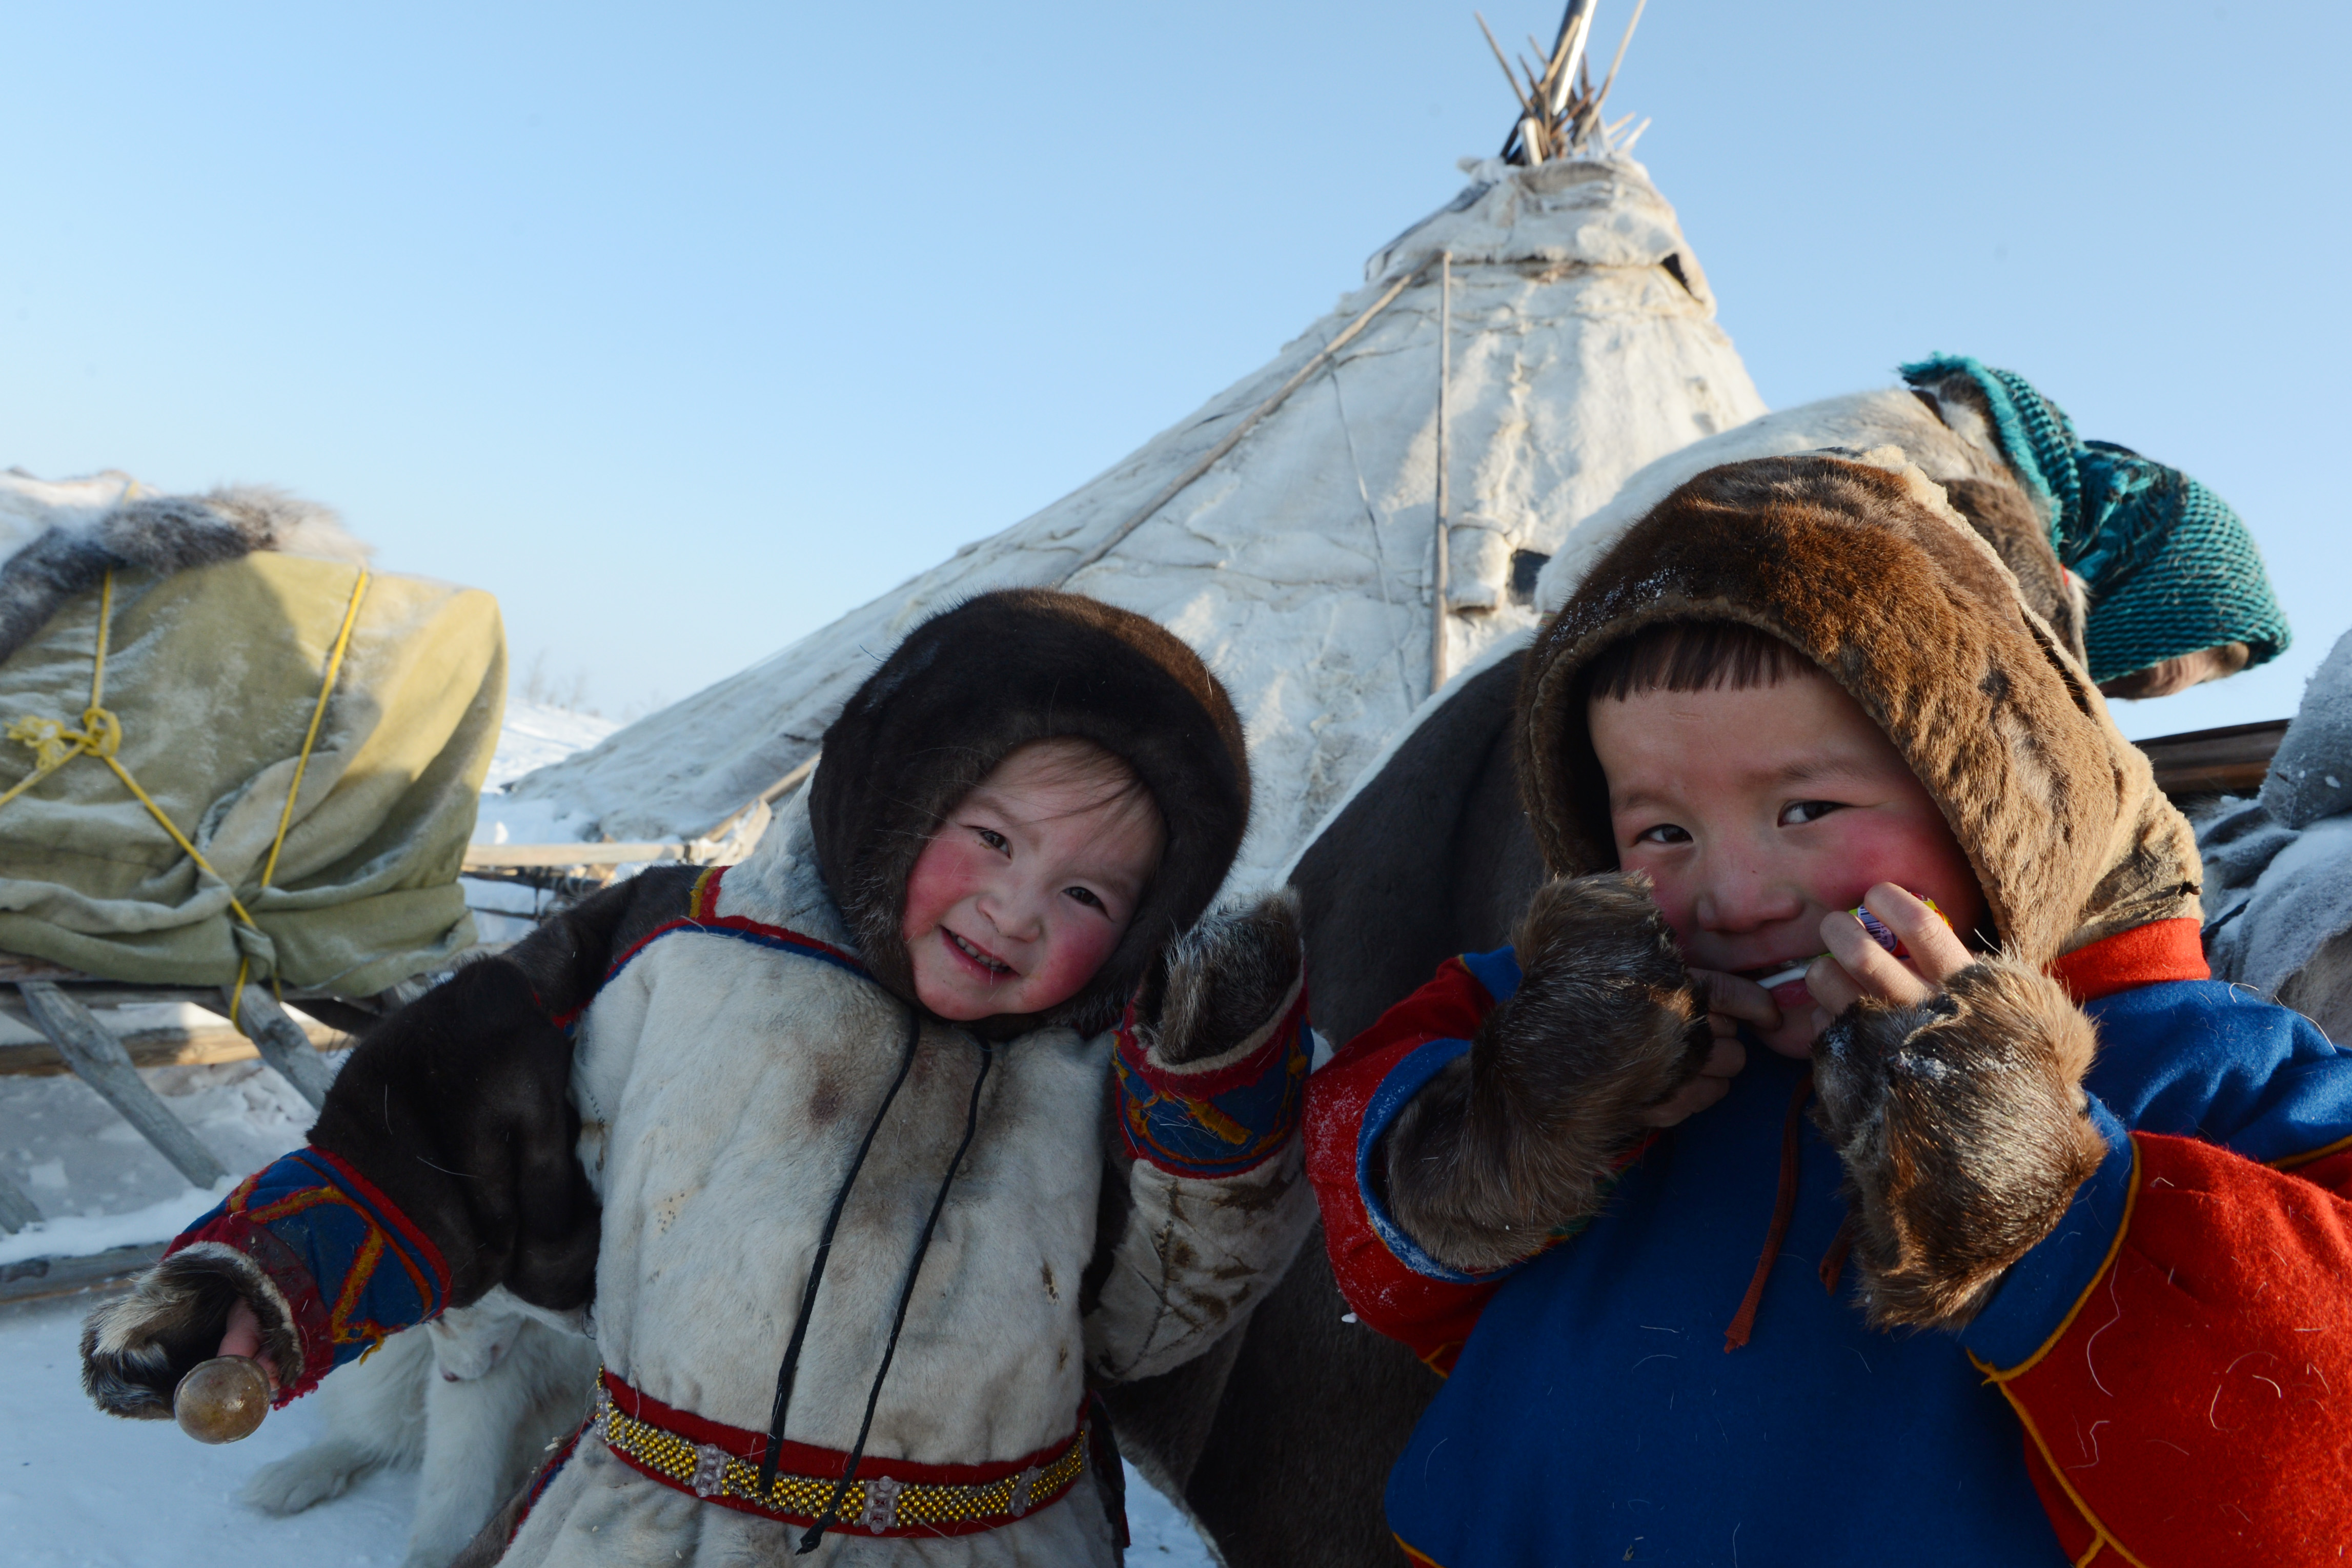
755, 1009, 922, 1499
796, 1036, 996, 1555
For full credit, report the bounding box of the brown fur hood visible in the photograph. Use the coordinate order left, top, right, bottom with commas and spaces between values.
809, 588, 1251, 1039
1517, 454, 2200, 966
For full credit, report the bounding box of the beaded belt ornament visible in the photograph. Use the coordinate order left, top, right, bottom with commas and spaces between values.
592, 1370, 1089, 1537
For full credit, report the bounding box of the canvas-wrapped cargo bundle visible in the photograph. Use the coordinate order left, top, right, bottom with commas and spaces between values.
0, 477, 503, 999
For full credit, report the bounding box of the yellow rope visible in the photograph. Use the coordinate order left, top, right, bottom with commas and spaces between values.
262, 568, 369, 891
0, 566, 372, 1032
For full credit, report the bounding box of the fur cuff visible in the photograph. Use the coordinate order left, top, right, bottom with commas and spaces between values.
80, 1241, 305, 1419
1133, 890, 1304, 1069
1385, 874, 1707, 1274
1811, 956, 2108, 1331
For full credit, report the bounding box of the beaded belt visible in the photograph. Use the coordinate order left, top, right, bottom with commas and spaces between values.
592, 1369, 1090, 1537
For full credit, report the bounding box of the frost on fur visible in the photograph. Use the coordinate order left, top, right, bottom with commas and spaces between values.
0, 483, 367, 668
1811, 956, 2107, 1330
1385, 873, 1708, 1274
1134, 889, 1304, 1068
79, 1242, 302, 1419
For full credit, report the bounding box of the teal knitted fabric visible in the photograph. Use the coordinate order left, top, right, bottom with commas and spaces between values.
1899, 355, 2290, 685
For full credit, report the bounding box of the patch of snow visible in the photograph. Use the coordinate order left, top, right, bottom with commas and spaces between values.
482, 701, 623, 793
0, 1179, 232, 1266
1, 1293, 419, 1566
0, 1054, 335, 1248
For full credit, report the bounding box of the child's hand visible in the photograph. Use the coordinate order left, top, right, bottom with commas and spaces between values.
1800, 884, 1973, 1031
1381, 873, 1710, 1273
1134, 889, 1302, 1067
1638, 968, 1770, 1127
217, 1297, 280, 1392
83, 1255, 298, 1420
1805, 892, 2110, 1331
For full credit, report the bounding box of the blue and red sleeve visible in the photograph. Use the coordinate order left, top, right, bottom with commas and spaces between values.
1960, 923, 2352, 1564
170, 1147, 452, 1404
1302, 949, 1527, 1373
1112, 977, 1313, 1179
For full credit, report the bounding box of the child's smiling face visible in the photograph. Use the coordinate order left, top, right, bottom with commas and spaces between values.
901, 740, 1165, 1022
1589, 666, 1986, 1057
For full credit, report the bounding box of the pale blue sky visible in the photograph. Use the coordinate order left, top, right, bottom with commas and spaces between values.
2, 1, 2342, 739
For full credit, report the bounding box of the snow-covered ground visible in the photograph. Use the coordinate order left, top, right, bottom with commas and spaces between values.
0, 699, 1216, 1567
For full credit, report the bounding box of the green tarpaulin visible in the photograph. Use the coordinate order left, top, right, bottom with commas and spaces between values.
0, 552, 503, 996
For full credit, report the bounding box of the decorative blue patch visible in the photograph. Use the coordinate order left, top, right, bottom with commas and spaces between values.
1459, 947, 1522, 1006
184, 1146, 451, 1387
1115, 1001, 1311, 1179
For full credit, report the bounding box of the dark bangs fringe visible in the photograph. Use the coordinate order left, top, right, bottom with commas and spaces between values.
1583, 619, 1809, 702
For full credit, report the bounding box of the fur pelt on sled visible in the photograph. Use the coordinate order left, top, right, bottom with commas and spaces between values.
0, 472, 370, 668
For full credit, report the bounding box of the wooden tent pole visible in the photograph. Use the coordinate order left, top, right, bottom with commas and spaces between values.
1431, 251, 1452, 697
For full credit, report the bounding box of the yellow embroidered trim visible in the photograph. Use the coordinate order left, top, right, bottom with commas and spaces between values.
2272, 1129, 2352, 1172
1970, 1138, 2141, 1385
1990, 1382, 2155, 1568
1392, 1532, 1447, 1567
593, 1383, 1087, 1533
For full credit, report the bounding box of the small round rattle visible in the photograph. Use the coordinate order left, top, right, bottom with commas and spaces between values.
173, 1355, 271, 1444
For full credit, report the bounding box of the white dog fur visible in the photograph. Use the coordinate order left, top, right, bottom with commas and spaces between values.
240, 1289, 596, 1568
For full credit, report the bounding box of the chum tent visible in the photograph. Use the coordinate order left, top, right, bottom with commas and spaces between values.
507, 44, 1764, 885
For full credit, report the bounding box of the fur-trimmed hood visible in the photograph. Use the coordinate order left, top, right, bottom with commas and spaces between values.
1516, 452, 2201, 967
809, 588, 1250, 1038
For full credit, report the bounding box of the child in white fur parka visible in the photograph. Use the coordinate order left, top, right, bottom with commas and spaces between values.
83, 590, 1317, 1566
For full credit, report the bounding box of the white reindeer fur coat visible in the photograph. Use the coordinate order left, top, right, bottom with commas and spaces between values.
501, 796, 1314, 1566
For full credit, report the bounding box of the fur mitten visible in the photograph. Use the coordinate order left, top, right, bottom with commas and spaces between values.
1386, 874, 1710, 1274
1811, 956, 2108, 1330
81, 1245, 302, 1419
1131, 889, 1304, 1068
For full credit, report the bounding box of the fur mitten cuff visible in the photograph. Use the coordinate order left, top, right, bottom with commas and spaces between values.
1811, 956, 2108, 1331
80, 1242, 304, 1419
1386, 874, 1709, 1274
1132, 889, 1304, 1069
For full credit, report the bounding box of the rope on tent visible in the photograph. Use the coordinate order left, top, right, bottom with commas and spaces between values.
0, 565, 372, 1031
1052, 253, 1440, 588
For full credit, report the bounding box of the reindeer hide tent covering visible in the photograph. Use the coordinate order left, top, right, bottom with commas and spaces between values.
509, 153, 1765, 883
0, 472, 502, 996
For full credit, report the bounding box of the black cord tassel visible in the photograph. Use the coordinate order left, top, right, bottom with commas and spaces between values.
754, 1010, 922, 1500
797, 1037, 995, 1554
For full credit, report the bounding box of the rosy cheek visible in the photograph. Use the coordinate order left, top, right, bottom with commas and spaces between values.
1026, 917, 1122, 1009
901, 836, 983, 944
1619, 847, 1699, 948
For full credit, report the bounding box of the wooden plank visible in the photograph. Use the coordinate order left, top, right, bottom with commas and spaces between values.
0, 954, 87, 983
220, 984, 337, 1107
0, 1016, 348, 1078
1, 1240, 168, 1304
463, 841, 683, 869
2138, 718, 2289, 799
18, 982, 226, 1188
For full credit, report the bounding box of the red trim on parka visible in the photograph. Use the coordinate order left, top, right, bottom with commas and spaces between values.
1976, 1134, 2352, 1565
1304, 955, 1510, 1373
2050, 917, 2208, 1003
